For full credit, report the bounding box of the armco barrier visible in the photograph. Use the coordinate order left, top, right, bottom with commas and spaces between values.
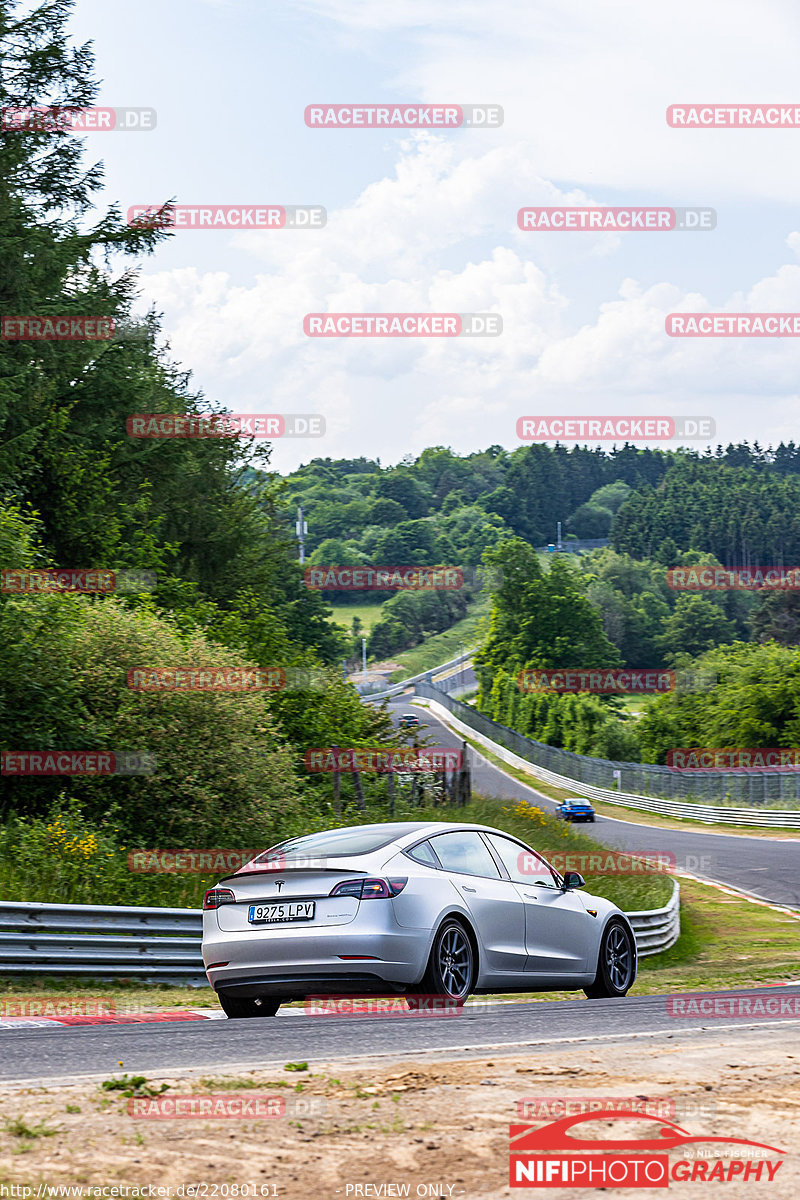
0, 885, 678, 982
0, 901, 208, 985
627, 881, 680, 957
361, 650, 474, 702
415, 685, 800, 827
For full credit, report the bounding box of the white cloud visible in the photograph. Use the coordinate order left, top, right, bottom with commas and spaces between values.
135, 125, 800, 470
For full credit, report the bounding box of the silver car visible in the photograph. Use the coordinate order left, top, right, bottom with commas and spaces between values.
202, 821, 637, 1018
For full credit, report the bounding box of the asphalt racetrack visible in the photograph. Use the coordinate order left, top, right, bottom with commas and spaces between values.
387, 696, 800, 910
1, 986, 799, 1085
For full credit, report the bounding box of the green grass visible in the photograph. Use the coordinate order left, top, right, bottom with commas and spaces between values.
328, 602, 385, 635
3, 1118, 57, 1139
636, 875, 800, 991
387, 597, 490, 681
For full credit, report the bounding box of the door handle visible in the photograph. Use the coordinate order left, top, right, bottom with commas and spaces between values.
461, 885, 477, 893
523, 893, 538, 900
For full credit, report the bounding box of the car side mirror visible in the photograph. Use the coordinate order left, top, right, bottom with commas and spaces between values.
563, 871, 585, 890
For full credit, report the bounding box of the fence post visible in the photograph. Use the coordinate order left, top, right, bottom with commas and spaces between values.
331, 744, 341, 817
351, 766, 366, 812
458, 741, 471, 806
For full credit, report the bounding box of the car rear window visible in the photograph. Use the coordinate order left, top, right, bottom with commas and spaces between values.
254, 823, 424, 860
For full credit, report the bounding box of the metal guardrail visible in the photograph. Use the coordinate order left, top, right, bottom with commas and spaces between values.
416, 685, 800, 826
0, 884, 678, 983
361, 650, 474, 702
627, 881, 680, 957
0, 901, 207, 985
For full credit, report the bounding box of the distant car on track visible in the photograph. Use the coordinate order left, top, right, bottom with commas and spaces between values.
202, 820, 636, 1018
398, 712, 421, 730
556, 798, 596, 823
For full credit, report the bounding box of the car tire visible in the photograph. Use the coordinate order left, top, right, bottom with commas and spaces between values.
413, 917, 476, 1004
218, 992, 281, 1018
584, 919, 635, 999
589, 815, 595, 822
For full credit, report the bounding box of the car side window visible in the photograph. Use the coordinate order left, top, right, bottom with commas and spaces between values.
429, 831, 501, 879
485, 833, 561, 889
405, 840, 439, 867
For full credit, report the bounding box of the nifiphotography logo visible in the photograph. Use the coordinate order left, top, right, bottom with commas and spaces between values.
509, 1109, 785, 1187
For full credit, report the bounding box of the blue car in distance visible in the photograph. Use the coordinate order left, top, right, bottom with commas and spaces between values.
556, 798, 596, 823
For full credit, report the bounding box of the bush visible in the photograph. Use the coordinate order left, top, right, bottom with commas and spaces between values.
0, 594, 301, 846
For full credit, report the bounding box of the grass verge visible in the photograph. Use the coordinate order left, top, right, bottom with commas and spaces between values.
328, 601, 385, 635
386, 597, 490, 681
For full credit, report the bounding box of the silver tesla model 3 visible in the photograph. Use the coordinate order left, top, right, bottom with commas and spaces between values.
202, 821, 637, 1017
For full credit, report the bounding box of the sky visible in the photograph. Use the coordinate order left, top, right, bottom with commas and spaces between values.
65, 0, 800, 472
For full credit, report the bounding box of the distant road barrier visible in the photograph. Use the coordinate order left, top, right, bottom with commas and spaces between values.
361, 650, 474, 702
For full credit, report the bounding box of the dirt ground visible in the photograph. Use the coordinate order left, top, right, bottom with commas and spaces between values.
0, 1025, 798, 1198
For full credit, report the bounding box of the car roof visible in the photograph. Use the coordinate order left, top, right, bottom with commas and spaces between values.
278, 819, 529, 846
220, 821, 540, 882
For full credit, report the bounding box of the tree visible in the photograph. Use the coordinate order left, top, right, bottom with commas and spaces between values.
566, 502, 613, 539
367, 614, 408, 658
751, 591, 800, 646
656, 595, 737, 661
0, 1, 347, 670
474, 538, 621, 707
638, 641, 800, 764
375, 474, 430, 519
0, 594, 301, 845
368, 497, 406, 527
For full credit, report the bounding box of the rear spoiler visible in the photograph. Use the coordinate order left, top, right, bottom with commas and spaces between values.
220, 865, 368, 884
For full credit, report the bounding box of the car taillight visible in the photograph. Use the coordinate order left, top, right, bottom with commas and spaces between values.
328, 879, 364, 897
329, 877, 407, 899
203, 887, 235, 910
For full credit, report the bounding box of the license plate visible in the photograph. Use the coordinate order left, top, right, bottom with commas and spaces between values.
248, 901, 315, 924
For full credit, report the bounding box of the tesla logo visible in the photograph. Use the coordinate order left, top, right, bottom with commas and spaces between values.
275, 880, 284, 892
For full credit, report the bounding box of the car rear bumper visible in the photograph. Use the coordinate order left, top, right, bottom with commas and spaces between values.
214, 972, 409, 1000
203, 919, 428, 995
